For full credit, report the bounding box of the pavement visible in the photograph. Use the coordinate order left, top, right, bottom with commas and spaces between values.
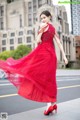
56, 69, 80, 76
8, 98, 80, 120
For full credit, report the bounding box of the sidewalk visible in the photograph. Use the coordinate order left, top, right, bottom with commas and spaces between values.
8, 98, 80, 120
56, 69, 80, 76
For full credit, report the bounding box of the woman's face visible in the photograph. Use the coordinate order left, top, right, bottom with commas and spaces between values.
40, 14, 51, 23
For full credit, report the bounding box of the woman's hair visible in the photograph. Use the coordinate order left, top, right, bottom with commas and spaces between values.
40, 10, 52, 20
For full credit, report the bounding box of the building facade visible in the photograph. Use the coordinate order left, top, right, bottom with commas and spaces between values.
0, 0, 52, 51
70, 0, 80, 35
75, 36, 80, 60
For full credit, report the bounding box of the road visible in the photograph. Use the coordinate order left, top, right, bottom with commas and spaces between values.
0, 70, 80, 115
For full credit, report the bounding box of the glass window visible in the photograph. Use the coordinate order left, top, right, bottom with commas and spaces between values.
20, 15, 22, 28
27, 30, 32, 34
28, 19, 32, 26
38, 0, 42, 7
10, 32, 15, 37
2, 40, 6, 45
28, 2, 31, 7
1, 6, 4, 16
28, 2, 32, 12
33, 13, 36, 24
10, 46, 14, 50
0, 6, 4, 16
19, 31, 23, 35
0, 18, 4, 30
2, 47, 6, 51
10, 39, 14, 44
27, 37, 31, 43
18, 38, 22, 43
3, 34, 7, 38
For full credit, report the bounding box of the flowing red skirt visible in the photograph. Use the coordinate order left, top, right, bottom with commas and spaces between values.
0, 42, 57, 102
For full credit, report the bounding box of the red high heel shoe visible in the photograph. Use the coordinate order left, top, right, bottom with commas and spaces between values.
44, 104, 57, 115
52, 104, 57, 113
44, 105, 53, 115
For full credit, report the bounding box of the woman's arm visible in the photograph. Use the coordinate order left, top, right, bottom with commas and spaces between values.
36, 23, 49, 44
54, 32, 68, 65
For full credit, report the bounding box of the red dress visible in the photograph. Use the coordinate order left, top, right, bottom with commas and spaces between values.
0, 23, 57, 102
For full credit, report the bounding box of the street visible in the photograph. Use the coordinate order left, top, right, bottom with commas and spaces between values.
0, 70, 80, 116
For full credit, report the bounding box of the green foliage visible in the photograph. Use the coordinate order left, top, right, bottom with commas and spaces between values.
0, 45, 32, 60
0, 50, 14, 60
12, 45, 32, 59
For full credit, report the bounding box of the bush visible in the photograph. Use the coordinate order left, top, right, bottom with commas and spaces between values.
12, 45, 32, 59
0, 45, 32, 60
0, 50, 14, 60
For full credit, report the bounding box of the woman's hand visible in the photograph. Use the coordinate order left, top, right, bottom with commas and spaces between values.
63, 57, 68, 65
37, 39, 42, 44
40, 22, 48, 29
38, 23, 48, 34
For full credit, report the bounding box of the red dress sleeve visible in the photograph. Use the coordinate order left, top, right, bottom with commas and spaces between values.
49, 24, 60, 40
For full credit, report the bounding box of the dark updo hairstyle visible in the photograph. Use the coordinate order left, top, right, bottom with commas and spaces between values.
40, 10, 52, 21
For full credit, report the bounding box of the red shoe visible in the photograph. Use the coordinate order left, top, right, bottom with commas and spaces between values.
44, 104, 57, 115
44, 106, 53, 115
52, 104, 57, 113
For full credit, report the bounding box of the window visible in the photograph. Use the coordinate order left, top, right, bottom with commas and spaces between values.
1, 6, 4, 16
20, 15, 22, 28
3, 34, 7, 38
0, 18, 4, 30
33, 13, 36, 24
27, 37, 31, 43
2, 47, 6, 51
10, 32, 15, 37
18, 38, 22, 43
10, 46, 14, 50
28, 2, 32, 12
1, 22, 3, 30
28, 19, 32, 26
0, 6, 4, 16
38, 0, 42, 7
19, 31, 23, 36
2, 40, 6, 45
10, 39, 14, 44
27, 30, 32, 34
28, 2, 31, 7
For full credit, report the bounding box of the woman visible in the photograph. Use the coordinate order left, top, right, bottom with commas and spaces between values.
0, 10, 68, 115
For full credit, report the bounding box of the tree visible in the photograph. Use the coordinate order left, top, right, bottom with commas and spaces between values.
0, 45, 32, 60
0, 50, 14, 60
10, 44, 32, 59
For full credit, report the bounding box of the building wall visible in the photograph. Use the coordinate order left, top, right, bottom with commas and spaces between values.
75, 36, 80, 60
7, 1, 25, 29
0, 27, 34, 51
